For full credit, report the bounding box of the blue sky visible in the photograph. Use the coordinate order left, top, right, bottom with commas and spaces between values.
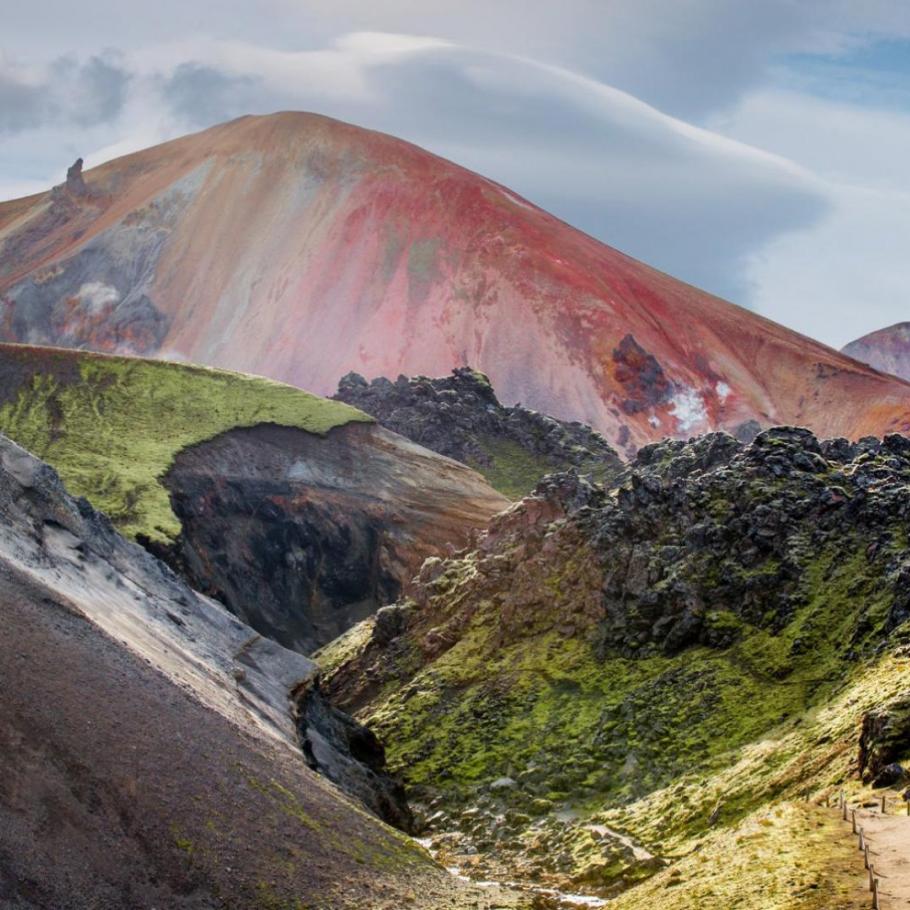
1, 1, 909, 349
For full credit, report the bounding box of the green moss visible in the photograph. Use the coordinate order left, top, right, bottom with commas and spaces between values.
467, 436, 552, 500
0, 348, 370, 543
469, 434, 609, 500
314, 618, 375, 676
348, 520, 902, 897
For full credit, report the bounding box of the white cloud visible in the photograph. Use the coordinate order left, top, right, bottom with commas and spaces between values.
714, 89, 910, 348
148, 35, 828, 302
744, 183, 910, 349
0, 177, 48, 200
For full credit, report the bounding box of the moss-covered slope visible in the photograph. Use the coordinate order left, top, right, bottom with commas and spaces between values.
0, 344, 369, 543
320, 428, 910, 902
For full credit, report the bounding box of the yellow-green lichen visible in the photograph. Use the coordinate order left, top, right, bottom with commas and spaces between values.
470, 434, 610, 500
609, 802, 866, 910
0, 346, 371, 543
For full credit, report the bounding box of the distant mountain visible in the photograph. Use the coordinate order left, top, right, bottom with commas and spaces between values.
2, 112, 910, 453
842, 322, 910, 382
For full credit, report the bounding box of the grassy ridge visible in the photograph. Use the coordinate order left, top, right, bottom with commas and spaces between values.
0, 345, 370, 543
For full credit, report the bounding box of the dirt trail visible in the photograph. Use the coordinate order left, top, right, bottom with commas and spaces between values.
843, 794, 910, 908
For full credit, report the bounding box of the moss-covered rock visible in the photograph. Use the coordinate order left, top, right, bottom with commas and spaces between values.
321, 428, 910, 898
334, 367, 622, 498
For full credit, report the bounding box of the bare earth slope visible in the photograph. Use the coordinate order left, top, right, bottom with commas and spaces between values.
0, 433, 527, 909
843, 322, 910, 382
2, 113, 910, 453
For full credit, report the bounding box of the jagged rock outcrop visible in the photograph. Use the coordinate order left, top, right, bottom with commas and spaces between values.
321, 426, 910, 897
859, 696, 910, 785
334, 368, 622, 498
65, 157, 89, 196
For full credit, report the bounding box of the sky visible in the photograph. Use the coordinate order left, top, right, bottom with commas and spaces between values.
1, 1, 909, 349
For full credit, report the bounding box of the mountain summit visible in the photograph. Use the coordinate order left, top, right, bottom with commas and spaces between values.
2, 111, 910, 452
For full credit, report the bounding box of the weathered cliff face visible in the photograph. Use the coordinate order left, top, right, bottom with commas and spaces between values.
320, 427, 910, 899
159, 421, 509, 653
4, 113, 910, 452
0, 437, 438, 907
0, 344, 509, 656
334, 367, 622, 499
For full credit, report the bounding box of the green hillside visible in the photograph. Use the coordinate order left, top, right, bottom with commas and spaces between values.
0, 344, 370, 543
320, 429, 910, 905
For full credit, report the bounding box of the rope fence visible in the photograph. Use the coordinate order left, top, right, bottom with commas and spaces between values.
832, 788, 908, 910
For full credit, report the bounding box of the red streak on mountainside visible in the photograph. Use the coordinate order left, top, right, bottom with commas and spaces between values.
2, 111, 910, 452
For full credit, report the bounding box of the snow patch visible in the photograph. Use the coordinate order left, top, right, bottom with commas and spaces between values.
76, 281, 120, 312
499, 186, 535, 212
716, 380, 732, 403
669, 386, 708, 432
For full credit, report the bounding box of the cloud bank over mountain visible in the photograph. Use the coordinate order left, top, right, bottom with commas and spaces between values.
1, 2, 908, 346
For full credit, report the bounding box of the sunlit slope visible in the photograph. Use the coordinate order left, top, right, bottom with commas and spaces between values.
3, 112, 910, 452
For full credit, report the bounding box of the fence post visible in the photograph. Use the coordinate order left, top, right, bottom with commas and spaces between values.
864, 843, 870, 870
873, 876, 880, 910
881, 794, 887, 814
853, 809, 858, 834
859, 828, 865, 851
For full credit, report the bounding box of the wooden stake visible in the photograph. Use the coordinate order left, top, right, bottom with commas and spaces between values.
853, 809, 858, 834
859, 828, 865, 851
882, 794, 887, 814
864, 843, 870, 870
872, 876, 880, 909
869, 864, 875, 890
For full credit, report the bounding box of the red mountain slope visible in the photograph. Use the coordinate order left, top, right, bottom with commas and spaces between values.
2, 111, 909, 452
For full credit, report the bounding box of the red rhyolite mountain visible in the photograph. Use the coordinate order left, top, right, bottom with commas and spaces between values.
842, 323, 910, 384
2, 112, 910, 453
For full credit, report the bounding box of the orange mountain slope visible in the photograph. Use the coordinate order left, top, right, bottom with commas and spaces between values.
2, 111, 909, 453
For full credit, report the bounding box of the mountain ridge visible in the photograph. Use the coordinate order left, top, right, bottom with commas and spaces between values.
3, 111, 910, 453
0, 343, 508, 652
